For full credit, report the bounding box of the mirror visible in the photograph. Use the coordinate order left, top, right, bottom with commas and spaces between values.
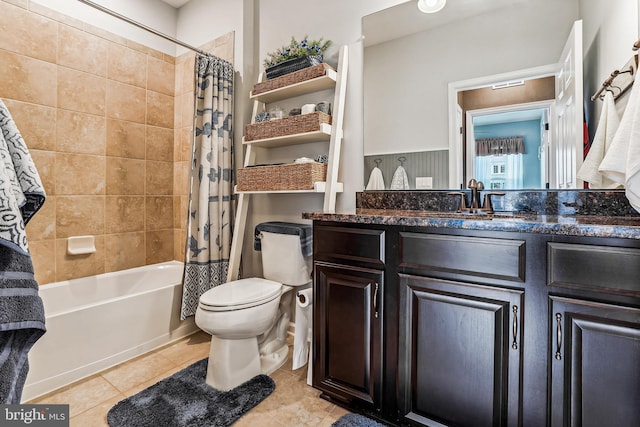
363, 0, 639, 190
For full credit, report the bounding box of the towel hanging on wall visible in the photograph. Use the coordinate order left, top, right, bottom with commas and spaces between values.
577, 91, 621, 188
390, 165, 410, 190
366, 166, 385, 190
598, 68, 640, 212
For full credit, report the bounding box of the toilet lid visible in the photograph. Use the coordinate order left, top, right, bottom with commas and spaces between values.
199, 278, 282, 310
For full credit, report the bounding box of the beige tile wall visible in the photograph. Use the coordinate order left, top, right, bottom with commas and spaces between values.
0, 0, 180, 284
1, 0, 234, 285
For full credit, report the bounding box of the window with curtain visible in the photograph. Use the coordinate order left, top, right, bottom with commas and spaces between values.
475, 136, 526, 189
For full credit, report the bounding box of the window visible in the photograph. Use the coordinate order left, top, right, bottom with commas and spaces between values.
490, 161, 506, 175
490, 180, 505, 189
476, 154, 524, 189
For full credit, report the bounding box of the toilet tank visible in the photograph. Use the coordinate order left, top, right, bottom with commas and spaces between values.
254, 222, 312, 286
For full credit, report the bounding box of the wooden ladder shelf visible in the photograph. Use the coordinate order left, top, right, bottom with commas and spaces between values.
226, 45, 348, 282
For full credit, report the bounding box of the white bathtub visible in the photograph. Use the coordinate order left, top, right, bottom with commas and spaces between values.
23, 261, 197, 401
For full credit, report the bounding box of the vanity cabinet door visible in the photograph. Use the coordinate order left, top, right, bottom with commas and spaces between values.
313, 261, 383, 411
398, 274, 524, 427
549, 296, 640, 427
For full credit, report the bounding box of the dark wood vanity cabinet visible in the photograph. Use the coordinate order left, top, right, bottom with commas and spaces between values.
398, 275, 524, 427
313, 263, 383, 409
312, 226, 387, 416
312, 222, 640, 427
547, 239, 640, 427
397, 232, 529, 427
548, 296, 640, 427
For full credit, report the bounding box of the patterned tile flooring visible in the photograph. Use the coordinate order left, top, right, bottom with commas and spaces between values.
28, 331, 350, 426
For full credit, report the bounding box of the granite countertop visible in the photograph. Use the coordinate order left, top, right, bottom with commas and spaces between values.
302, 209, 640, 240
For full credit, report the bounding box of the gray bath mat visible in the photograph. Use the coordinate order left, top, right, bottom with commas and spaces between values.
332, 413, 388, 427
331, 414, 385, 427
107, 358, 274, 427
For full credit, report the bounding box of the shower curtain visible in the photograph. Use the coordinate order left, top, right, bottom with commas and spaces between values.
180, 54, 234, 320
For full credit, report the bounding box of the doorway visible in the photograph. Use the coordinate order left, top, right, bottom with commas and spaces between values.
448, 65, 557, 188
466, 102, 552, 189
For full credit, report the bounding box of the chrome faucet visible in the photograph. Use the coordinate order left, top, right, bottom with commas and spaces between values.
467, 179, 483, 213
447, 179, 484, 213
449, 179, 505, 214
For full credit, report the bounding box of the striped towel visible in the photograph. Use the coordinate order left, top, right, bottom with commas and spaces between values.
0, 99, 46, 254
0, 98, 46, 403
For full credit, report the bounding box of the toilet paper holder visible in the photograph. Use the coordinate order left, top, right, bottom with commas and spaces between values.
297, 292, 309, 305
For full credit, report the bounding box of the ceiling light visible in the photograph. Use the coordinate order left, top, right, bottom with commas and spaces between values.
417, 0, 446, 14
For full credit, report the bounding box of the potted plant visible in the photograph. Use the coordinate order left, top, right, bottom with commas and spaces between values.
263, 36, 332, 80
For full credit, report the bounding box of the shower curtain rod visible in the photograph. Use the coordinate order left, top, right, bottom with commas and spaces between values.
77, 0, 211, 57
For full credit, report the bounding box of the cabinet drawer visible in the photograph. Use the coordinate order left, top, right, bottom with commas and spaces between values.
399, 232, 525, 282
548, 242, 640, 296
314, 226, 385, 266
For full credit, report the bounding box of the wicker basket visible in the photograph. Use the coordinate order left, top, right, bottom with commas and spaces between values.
236, 162, 327, 191
245, 112, 331, 141
253, 63, 334, 95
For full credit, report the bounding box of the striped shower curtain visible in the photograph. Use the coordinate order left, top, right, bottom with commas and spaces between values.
180, 54, 234, 320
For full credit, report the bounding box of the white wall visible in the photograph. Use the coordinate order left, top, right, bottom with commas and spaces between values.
237, 0, 406, 276
175, 0, 243, 57
175, 0, 251, 188
30, 0, 178, 54
364, 1, 580, 156
581, 0, 639, 125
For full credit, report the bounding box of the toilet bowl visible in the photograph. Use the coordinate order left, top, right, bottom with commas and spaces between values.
195, 222, 312, 391
195, 278, 283, 391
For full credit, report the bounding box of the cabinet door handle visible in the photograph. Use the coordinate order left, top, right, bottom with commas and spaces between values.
555, 313, 563, 360
373, 282, 379, 318
511, 305, 519, 350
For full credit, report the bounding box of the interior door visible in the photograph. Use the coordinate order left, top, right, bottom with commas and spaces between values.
553, 20, 583, 189
456, 104, 464, 188
541, 109, 550, 187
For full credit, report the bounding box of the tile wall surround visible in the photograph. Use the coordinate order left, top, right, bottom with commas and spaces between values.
0, 0, 234, 284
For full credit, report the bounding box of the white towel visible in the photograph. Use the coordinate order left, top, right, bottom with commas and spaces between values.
577, 91, 620, 188
599, 69, 640, 213
390, 165, 410, 190
366, 166, 385, 190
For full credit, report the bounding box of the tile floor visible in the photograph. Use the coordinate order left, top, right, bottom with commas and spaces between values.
28, 331, 351, 426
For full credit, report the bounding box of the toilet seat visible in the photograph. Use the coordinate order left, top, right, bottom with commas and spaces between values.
198, 278, 282, 312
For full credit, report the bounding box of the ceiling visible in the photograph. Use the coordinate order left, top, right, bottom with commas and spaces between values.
159, 0, 190, 8
363, 0, 531, 47
473, 108, 547, 127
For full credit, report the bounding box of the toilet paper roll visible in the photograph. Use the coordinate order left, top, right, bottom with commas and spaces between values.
293, 288, 313, 370
297, 288, 312, 308
301, 104, 316, 115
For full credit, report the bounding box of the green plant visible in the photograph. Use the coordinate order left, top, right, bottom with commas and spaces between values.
263, 35, 332, 68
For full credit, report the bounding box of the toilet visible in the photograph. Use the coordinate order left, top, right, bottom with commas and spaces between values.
195, 222, 312, 391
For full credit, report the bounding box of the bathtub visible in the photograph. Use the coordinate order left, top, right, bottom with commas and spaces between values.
22, 261, 198, 401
